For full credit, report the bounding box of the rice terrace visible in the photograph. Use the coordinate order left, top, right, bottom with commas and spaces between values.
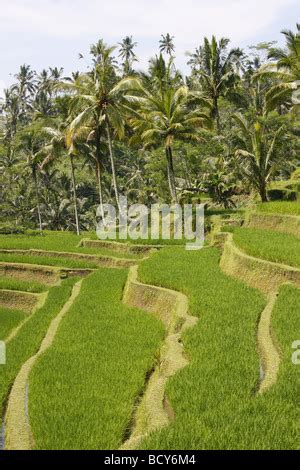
0, 0, 300, 457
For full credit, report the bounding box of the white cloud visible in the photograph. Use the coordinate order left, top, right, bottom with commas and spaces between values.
0, 0, 298, 86
0, 0, 297, 42
0, 81, 6, 99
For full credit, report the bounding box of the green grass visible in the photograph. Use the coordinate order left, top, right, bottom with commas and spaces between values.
220, 225, 235, 233
0, 231, 201, 259
0, 307, 26, 340
0, 232, 139, 259
88, 231, 190, 246
258, 201, 300, 216
138, 247, 265, 449
0, 277, 48, 293
233, 227, 300, 268
137, 247, 300, 449
29, 268, 164, 450
0, 253, 98, 269
0, 278, 77, 432
239, 284, 300, 449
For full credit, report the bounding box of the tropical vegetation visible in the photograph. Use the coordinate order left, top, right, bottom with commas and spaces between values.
1, 26, 300, 234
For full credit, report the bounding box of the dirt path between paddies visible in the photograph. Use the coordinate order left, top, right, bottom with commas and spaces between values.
0, 290, 48, 451
120, 266, 198, 450
4, 280, 82, 450
219, 234, 284, 395
257, 292, 281, 394
220, 234, 300, 394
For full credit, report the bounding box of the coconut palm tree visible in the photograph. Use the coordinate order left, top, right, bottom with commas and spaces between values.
233, 112, 285, 202
37, 123, 82, 235
159, 34, 175, 56
187, 47, 202, 72
1, 88, 20, 139
13, 64, 36, 93
258, 24, 300, 111
268, 24, 300, 78
67, 41, 135, 211
118, 36, 138, 75
13, 122, 46, 231
34, 70, 53, 116
12, 64, 36, 124
81, 134, 108, 218
189, 36, 244, 131
117, 61, 212, 202
50, 67, 64, 82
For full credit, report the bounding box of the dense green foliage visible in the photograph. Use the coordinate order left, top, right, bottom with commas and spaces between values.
0, 20, 300, 452
29, 269, 164, 450
233, 227, 300, 267
1, 26, 299, 234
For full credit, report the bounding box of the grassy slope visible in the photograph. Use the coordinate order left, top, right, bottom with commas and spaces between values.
0, 307, 26, 340
0, 278, 48, 293
258, 201, 300, 216
233, 228, 300, 268
0, 278, 76, 431
205, 284, 300, 449
88, 233, 188, 246
0, 252, 98, 269
139, 248, 300, 449
235, 284, 300, 450
138, 247, 265, 449
29, 268, 164, 450
0, 232, 139, 259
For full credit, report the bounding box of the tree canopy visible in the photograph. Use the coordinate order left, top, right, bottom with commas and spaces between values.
1, 27, 299, 232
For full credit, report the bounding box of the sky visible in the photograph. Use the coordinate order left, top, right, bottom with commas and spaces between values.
0, 0, 299, 96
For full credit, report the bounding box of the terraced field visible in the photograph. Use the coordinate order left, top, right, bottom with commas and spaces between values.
0, 278, 77, 446
0, 232, 142, 259
0, 308, 26, 340
28, 269, 164, 450
0, 252, 99, 270
138, 248, 300, 449
0, 235, 165, 450
0, 278, 48, 293
258, 201, 300, 216
233, 228, 300, 268
0, 209, 299, 450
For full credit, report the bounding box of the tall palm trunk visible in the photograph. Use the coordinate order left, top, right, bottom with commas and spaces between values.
165, 146, 177, 203
95, 129, 105, 219
106, 123, 120, 210
32, 167, 43, 233
213, 95, 221, 133
69, 153, 80, 236
96, 158, 105, 219
180, 152, 192, 188
259, 178, 268, 203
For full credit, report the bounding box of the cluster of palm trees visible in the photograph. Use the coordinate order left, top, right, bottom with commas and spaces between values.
1, 26, 299, 233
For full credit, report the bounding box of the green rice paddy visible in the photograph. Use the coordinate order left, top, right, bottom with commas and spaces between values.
233, 228, 300, 268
